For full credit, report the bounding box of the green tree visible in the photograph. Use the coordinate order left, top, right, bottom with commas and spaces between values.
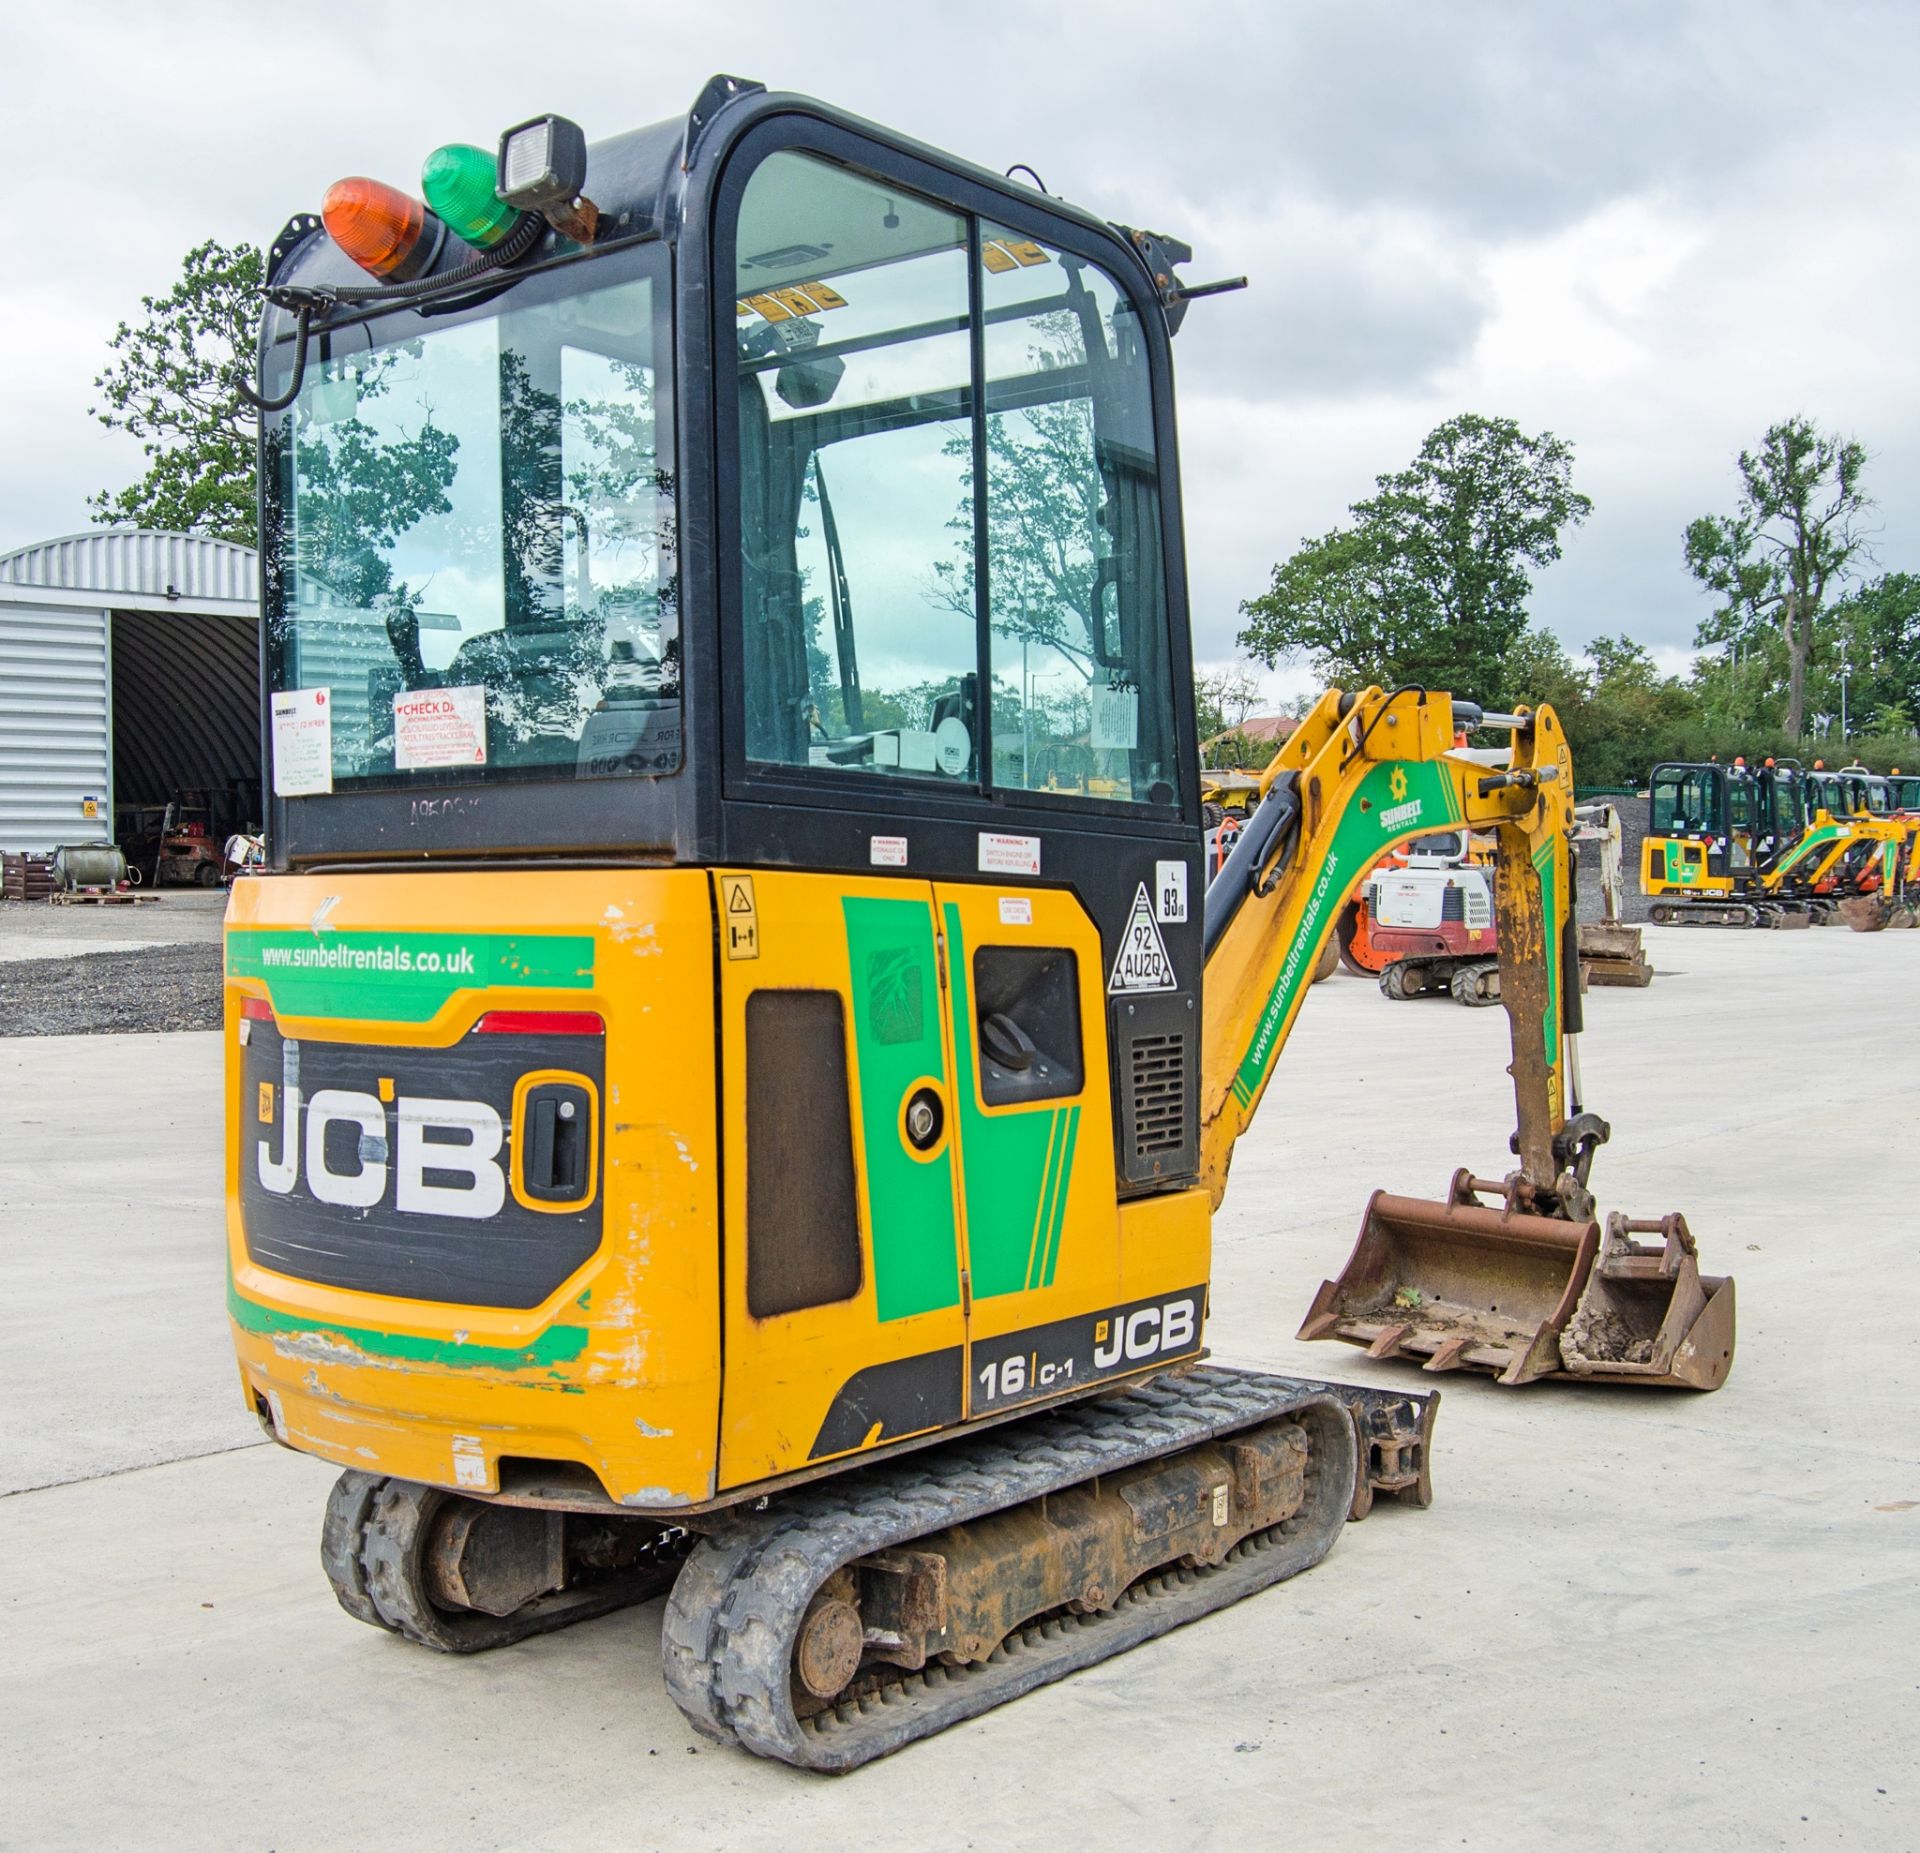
1820, 571, 1920, 735
1239, 413, 1592, 707
1193, 663, 1264, 744
932, 316, 1102, 674
1683, 416, 1870, 740
89, 240, 263, 544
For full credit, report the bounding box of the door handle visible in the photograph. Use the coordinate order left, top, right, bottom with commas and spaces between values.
519, 1079, 593, 1203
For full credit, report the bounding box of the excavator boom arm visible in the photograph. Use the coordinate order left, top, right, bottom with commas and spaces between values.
1199, 685, 1578, 1206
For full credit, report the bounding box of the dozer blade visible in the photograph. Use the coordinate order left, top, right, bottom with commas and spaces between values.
1297, 1171, 1598, 1386
1560, 1212, 1736, 1390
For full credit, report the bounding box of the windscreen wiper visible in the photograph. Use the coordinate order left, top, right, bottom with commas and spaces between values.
814, 459, 863, 735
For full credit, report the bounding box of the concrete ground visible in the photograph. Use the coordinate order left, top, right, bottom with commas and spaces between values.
0, 886, 228, 961
2, 927, 1914, 1851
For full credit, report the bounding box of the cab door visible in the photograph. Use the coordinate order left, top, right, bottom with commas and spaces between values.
714, 869, 969, 1490
932, 881, 1130, 1420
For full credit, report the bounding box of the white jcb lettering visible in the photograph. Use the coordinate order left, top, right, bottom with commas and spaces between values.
1093, 1295, 1200, 1369
257, 1085, 301, 1195
305, 1089, 388, 1209
396, 1097, 506, 1220
1123, 1306, 1162, 1359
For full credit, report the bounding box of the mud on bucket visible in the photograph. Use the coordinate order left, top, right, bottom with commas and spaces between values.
1558, 1212, 1736, 1390
1298, 1173, 1598, 1386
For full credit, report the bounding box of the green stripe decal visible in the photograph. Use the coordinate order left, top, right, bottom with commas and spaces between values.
1232, 758, 1462, 1108
842, 898, 963, 1322
942, 903, 1077, 1301
1023, 1110, 1063, 1290
1038, 1105, 1080, 1288
228, 1278, 589, 1370
1535, 840, 1560, 1076
227, 929, 594, 1023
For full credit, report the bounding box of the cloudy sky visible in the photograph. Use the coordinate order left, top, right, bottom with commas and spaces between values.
4, 0, 1915, 704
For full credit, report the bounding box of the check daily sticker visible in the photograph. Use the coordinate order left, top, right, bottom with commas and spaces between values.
270, 688, 333, 795
394, 686, 488, 770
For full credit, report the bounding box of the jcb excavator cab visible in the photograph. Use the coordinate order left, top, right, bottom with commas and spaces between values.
1643, 757, 1837, 923
1643, 760, 1753, 888
240, 77, 1213, 1514
1752, 759, 1806, 866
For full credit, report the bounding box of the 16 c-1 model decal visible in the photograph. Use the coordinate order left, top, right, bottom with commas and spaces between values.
970, 1285, 1207, 1413
805, 1285, 1209, 1457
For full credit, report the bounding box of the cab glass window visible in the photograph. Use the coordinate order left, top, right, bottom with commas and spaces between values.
264, 256, 677, 791
1769, 776, 1803, 840
1651, 766, 1720, 836
730, 150, 1177, 808
977, 223, 1175, 804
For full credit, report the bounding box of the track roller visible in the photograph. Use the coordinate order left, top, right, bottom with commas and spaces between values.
660, 1367, 1365, 1772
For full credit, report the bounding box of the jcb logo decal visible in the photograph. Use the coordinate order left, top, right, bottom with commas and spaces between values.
257, 1087, 505, 1220
1092, 1294, 1197, 1368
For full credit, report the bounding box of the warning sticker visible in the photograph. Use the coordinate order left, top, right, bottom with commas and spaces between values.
394, 685, 488, 770
1108, 883, 1177, 994
720, 873, 759, 961
979, 832, 1041, 876
270, 687, 333, 796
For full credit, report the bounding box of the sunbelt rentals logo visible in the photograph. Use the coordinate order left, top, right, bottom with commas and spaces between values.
1379, 764, 1424, 832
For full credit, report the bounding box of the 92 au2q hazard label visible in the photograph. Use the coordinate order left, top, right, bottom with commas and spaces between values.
1108, 883, 1177, 994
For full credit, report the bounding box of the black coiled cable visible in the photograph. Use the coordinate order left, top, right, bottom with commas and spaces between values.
237, 209, 545, 414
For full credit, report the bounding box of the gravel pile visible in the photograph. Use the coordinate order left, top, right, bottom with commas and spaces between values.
1575, 794, 1652, 925
0, 942, 224, 1037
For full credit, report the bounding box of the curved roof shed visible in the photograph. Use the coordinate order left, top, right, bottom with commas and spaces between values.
0, 528, 261, 854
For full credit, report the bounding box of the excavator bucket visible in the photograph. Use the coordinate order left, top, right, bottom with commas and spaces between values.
1299, 1178, 1737, 1390
1840, 895, 1917, 931
1577, 920, 1653, 986
1559, 1213, 1736, 1389
1297, 1172, 1598, 1386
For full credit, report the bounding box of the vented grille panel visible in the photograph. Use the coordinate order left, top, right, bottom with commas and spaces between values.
1113, 994, 1198, 1186
1129, 1031, 1188, 1157
1441, 884, 1466, 922
746, 989, 863, 1318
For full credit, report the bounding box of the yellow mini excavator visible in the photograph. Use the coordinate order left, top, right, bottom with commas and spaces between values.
226, 78, 1734, 1771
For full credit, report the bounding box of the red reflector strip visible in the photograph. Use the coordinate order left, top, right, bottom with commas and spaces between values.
474, 1010, 605, 1036
241, 997, 275, 1021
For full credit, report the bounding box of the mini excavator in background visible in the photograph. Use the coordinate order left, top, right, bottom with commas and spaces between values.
226, 78, 1735, 1772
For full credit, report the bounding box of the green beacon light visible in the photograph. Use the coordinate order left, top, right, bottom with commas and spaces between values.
421, 143, 522, 249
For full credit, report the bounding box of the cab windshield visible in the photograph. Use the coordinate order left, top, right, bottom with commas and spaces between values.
262, 249, 675, 794
730, 150, 1178, 808
1650, 765, 1722, 838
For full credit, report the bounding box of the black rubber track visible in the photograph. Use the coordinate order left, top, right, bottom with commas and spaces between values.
324, 1473, 685, 1652
320, 1469, 398, 1632
659, 1366, 1358, 1772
